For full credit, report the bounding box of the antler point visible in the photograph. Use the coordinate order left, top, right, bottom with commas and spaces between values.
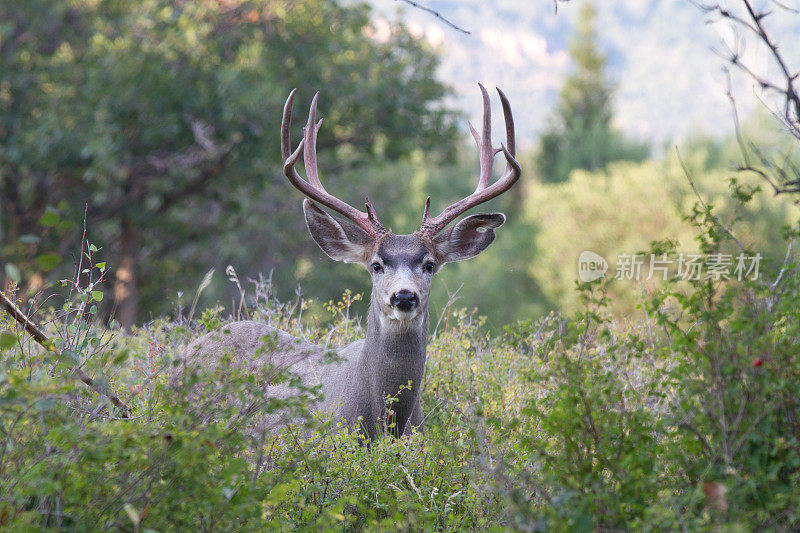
422, 196, 431, 221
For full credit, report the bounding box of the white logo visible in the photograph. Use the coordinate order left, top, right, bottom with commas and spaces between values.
578, 251, 608, 282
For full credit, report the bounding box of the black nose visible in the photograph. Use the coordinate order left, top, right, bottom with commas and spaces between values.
390, 290, 418, 312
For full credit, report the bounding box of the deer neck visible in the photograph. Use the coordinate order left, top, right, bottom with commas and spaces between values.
359, 294, 428, 436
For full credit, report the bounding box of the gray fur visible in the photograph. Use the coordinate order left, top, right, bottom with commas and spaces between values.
173, 200, 504, 439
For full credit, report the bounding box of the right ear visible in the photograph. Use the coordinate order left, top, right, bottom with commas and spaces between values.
433, 212, 506, 263
303, 199, 372, 263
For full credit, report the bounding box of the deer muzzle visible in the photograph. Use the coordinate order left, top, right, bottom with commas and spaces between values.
390, 290, 418, 312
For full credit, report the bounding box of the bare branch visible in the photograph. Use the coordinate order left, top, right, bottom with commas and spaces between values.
724, 68, 751, 168
709, 0, 800, 140
553, 0, 571, 14
698, 0, 800, 200
394, 0, 471, 35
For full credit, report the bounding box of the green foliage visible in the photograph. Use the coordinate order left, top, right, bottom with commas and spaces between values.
0, 287, 502, 529
536, 2, 648, 184
2, 1, 800, 528
2, 211, 800, 529
637, 190, 800, 528
0, 0, 458, 326
526, 156, 795, 315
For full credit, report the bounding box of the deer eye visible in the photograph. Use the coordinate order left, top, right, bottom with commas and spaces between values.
370, 262, 383, 273
423, 261, 436, 273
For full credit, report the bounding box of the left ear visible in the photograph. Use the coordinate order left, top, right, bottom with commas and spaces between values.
433, 213, 506, 263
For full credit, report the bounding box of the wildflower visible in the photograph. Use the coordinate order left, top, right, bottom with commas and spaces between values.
753, 358, 763, 367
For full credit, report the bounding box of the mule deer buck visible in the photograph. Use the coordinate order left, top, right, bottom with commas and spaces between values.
174, 84, 521, 440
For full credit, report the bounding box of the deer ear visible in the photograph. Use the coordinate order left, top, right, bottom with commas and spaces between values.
433, 213, 506, 263
303, 200, 371, 263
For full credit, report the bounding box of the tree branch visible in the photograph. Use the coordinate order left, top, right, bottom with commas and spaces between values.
701, 0, 800, 140
88, 118, 236, 222
394, 0, 471, 35
696, 0, 800, 199
0, 290, 130, 418
675, 147, 747, 252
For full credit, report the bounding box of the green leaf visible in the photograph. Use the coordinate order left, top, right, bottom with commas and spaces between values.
61, 349, 81, 365
38, 208, 60, 227
0, 331, 18, 350
37, 253, 61, 271
91, 290, 104, 302
112, 349, 130, 365
4, 263, 21, 283
35, 398, 57, 413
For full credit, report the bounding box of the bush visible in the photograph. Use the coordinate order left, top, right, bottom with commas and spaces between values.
2, 179, 799, 529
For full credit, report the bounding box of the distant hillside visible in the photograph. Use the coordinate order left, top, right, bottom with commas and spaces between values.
360, 0, 800, 149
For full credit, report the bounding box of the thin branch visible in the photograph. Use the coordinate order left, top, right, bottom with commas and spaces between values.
394, 0, 471, 34
553, 0, 571, 14
0, 290, 130, 418
769, 0, 799, 13
432, 283, 463, 339
706, 0, 800, 140
675, 147, 747, 252
723, 69, 800, 197
724, 68, 751, 167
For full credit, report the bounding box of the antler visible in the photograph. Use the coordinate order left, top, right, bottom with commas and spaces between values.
419, 84, 521, 238
281, 89, 387, 238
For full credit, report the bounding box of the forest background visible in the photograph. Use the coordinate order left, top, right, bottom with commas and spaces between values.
4, 0, 797, 330
2, 0, 800, 529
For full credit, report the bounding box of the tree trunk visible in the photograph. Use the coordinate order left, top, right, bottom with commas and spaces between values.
114, 218, 140, 330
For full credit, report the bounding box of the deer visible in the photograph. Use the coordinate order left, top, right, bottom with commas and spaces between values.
172, 84, 521, 440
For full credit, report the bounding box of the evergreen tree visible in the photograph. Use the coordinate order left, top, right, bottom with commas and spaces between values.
537, 2, 648, 183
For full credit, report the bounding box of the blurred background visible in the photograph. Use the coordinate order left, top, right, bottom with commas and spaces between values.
1, 0, 799, 330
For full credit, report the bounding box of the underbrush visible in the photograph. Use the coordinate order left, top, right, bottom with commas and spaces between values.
1, 216, 799, 530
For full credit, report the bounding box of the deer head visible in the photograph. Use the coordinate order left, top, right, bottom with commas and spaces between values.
281, 84, 521, 329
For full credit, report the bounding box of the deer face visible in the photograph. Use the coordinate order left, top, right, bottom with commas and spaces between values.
303, 200, 506, 325
282, 84, 520, 327
368, 234, 436, 323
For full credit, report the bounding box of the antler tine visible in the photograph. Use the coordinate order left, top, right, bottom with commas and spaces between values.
281, 88, 298, 161
281, 90, 387, 238
303, 92, 325, 190
497, 87, 516, 160
419, 85, 522, 237
470, 83, 494, 192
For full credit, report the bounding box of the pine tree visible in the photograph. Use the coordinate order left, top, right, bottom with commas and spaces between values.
537, 2, 648, 183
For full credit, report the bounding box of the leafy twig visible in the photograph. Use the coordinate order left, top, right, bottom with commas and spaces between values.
675, 147, 747, 252
0, 290, 130, 418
